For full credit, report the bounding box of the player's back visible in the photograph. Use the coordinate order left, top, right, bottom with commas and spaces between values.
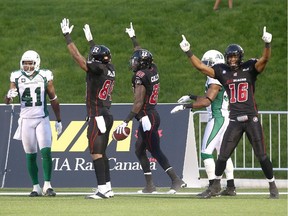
86, 62, 115, 117
132, 64, 160, 119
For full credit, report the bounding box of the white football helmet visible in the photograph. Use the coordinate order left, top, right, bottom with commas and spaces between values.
20, 50, 41, 76
201, 50, 225, 67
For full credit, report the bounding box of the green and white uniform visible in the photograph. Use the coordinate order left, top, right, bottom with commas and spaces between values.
11, 69, 53, 153
201, 77, 233, 180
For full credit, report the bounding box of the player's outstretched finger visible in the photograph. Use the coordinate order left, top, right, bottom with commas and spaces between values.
182, 34, 186, 41
263, 26, 266, 34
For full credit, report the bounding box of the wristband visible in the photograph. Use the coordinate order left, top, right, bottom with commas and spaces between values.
185, 50, 193, 58
184, 104, 193, 109
57, 120, 61, 123
64, 34, 72, 45
189, 94, 197, 100
6, 96, 13, 102
131, 37, 140, 48
265, 43, 271, 48
206, 96, 213, 103
49, 95, 58, 102
124, 111, 137, 123
89, 40, 96, 47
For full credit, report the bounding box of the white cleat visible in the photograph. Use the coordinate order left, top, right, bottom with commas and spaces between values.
85, 191, 109, 199
105, 190, 114, 198
167, 189, 177, 194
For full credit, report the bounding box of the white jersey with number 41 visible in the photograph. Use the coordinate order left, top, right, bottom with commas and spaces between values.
10, 69, 53, 119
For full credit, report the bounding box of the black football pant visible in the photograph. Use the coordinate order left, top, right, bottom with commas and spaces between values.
216, 116, 274, 179
135, 111, 171, 173
87, 115, 113, 154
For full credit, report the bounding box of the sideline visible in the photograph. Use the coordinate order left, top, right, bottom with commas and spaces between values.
0, 191, 287, 196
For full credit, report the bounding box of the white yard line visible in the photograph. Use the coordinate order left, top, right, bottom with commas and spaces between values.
0, 192, 287, 196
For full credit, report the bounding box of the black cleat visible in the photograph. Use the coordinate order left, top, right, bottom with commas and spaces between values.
29, 191, 42, 197
168, 179, 187, 194
137, 185, 157, 193
219, 187, 236, 196
199, 189, 213, 199
269, 186, 279, 199
199, 179, 221, 199
43, 188, 56, 197
269, 181, 279, 199
196, 188, 210, 197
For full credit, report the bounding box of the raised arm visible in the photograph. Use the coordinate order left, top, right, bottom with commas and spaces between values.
255, 26, 272, 73
83, 24, 96, 47
179, 35, 215, 78
125, 22, 141, 51
60, 18, 88, 72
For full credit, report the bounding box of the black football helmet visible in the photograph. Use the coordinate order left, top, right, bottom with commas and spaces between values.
224, 44, 244, 67
129, 49, 153, 72
88, 45, 111, 64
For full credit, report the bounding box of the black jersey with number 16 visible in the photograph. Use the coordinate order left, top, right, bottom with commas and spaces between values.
213, 59, 259, 119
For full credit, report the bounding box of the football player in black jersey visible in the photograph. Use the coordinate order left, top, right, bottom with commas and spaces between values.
115, 22, 186, 194
179, 26, 279, 199
61, 18, 115, 199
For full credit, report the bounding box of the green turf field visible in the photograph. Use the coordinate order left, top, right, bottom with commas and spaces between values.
0, 1, 287, 215
0, 0, 287, 110
0, 188, 287, 216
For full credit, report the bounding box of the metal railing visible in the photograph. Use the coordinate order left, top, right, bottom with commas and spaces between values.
193, 111, 288, 171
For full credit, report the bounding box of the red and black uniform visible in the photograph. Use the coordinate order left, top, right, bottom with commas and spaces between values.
214, 59, 259, 119
212, 59, 274, 179
132, 64, 171, 173
86, 61, 115, 154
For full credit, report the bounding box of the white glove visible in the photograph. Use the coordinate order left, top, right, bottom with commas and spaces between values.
262, 26, 272, 43
141, 116, 151, 132
115, 122, 128, 134
55, 121, 63, 136
125, 22, 135, 38
170, 105, 185, 114
95, 116, 106, 133
179, 35, 190, 52
7, 88, 18, 99
177, 95, 191, 104
83, 24, 93, 42
60, 18, 74, 35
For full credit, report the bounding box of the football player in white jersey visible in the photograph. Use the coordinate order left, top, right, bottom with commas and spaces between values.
171, 50, 236, 198
4, 50, 62, 197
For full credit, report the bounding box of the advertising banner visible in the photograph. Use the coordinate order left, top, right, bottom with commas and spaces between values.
0, 104, 194, 188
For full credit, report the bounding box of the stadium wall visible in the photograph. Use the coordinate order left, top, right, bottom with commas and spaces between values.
0, 104, 200, 188
1, 104, 287, 189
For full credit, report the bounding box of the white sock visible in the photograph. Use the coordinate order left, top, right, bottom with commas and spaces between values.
267, 177, 275, 182
204, 158, 216, 180
43, 181, 52, 190
33, 184, 41, 193
98, 184, 108, 194
224, 158, 234, 180
106, 181, 112, 191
